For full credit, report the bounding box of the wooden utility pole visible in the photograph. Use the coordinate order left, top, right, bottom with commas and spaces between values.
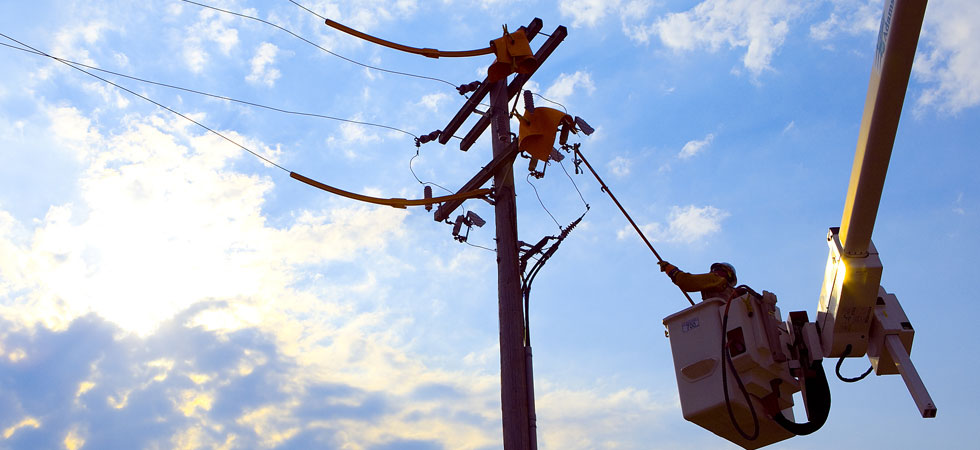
434, 19, 566, 449
488, 78, 532, 449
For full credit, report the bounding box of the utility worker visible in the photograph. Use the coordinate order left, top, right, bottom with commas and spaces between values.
658, 261, 738, 301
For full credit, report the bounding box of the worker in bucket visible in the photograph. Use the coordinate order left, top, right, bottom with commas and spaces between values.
658, 261, 738, 301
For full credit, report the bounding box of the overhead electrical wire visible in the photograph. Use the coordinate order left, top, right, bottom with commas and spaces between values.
181, 0, 458, 89
181, 0, 482, 138
558, 158, 590, 211
526, 173, 561, 229
533, 93, 568, 114
0, 34, 287, 172
521, 212, 585, 346
286, 0, 494, 115
0, 33, 488, 209
409, 150, 453, 195
465, 241, 497, 253
0, 41, 420, 140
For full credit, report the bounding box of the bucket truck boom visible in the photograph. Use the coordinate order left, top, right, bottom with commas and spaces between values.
662, 1, 935, 448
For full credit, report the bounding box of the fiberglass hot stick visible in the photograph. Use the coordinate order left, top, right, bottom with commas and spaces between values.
574, 148, 695, 306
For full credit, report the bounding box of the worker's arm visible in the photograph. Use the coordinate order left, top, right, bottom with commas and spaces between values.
671, 271, 728, 293
659, 261, 729, 293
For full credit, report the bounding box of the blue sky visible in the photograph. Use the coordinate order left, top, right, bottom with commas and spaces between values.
0, 0, 976, 448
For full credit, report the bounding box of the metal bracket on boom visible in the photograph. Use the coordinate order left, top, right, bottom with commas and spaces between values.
868, 287, 936, 418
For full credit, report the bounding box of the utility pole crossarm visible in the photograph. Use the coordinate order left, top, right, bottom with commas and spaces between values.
459, 26, 568, 152
433, 140, 519, 222
438, 18, 544, 145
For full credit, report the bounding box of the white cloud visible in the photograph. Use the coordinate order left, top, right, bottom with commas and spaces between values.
326, 117, 382, 157
809, 0, 880, 41
537, 384, 674, 449
678, 133, 715, 159
620, 205, 729, 244
654, 0, 801, 75
782, 120, 796, 133
246, 42, 281, 87
112, 52, 130, 68
913, 0, 980, 113
0, 311, 503, 449
182, 9, 240, 73
608, 156, 632, 177
44, 105, 103, 160
51, 21, 112, 66
418, 92, 449, 112
544, 71, 596, 105
0, 108, 403, 334
559, 0, 621, 28
953, 192, 965, 215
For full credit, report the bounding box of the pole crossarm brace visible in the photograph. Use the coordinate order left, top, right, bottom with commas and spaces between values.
433, 140, 519, 222
291, 172, 491, 209
457, 26, 567, 151
323, 19, 494, 59
438, 18, 544, 146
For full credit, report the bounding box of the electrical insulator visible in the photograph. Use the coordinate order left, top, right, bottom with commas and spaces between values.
488, 27, 536, 82
523, 90, 535, 114
424, 185, 433, 212
452, 215, 465, 240
457, 81, 481, 95
418, 130, 442, 144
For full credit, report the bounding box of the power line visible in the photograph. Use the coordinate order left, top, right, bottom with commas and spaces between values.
0, 33, 492, 209
180, 0, 458, 89
526, 173, 561, 229
465, 241, 497, 253
533, 93, 568, 114
409, 150, 454, 194
0, 41, 420, 140
0, 34, 289, 172
558, 158, 589, 210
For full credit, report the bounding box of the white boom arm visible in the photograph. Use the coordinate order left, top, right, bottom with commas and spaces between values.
815, 0, 935, 418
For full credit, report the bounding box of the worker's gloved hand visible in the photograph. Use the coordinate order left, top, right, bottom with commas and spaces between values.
658, 261, 676, 273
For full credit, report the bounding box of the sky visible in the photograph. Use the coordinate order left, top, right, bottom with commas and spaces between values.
0, 0, 977, 449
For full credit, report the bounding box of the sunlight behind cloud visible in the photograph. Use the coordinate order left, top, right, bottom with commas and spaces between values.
2, 418, 40, 439
0, 2, 971, 449
0, 108, 405, 335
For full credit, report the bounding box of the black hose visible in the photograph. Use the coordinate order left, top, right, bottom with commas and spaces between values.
771, 360, 831, 435
721, 297, 760, 441
835, 344, 874, 383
